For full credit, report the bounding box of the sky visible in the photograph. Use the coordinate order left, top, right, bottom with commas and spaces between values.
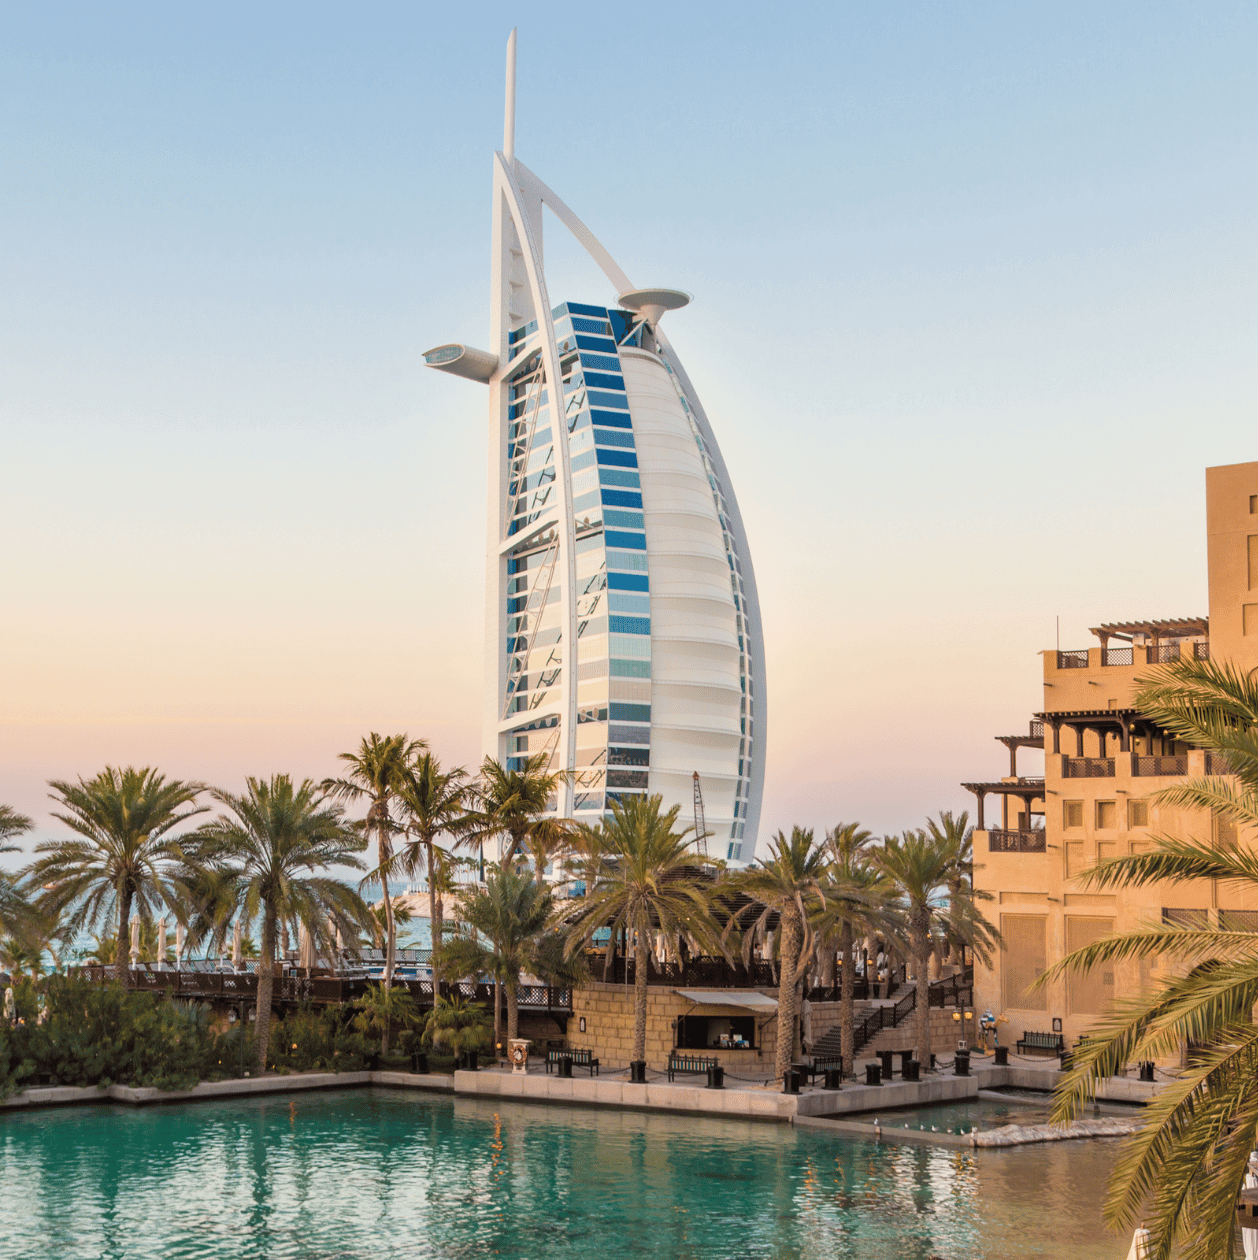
2, 3, 1255, 861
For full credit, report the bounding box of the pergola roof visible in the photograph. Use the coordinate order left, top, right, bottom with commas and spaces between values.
960, 779, 1045, 796
1037, 708, 1138, 722
1091, 617, 1208, 642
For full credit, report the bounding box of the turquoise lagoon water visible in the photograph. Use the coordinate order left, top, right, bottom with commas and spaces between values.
0, 1088, 1128, 1259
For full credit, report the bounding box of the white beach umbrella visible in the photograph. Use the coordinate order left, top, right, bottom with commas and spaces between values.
175, 922, 186, 967
130, 915, 141, 965
1243, 1152, 1258, 1260
300, 922, 316, 971
1125, 1228, 1151, 1260
232, 919, 243, 969
157, 918, 167, 967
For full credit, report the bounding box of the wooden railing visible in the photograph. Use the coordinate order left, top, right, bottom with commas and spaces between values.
1064, 757, 1115, 778
1135, 755, 1187, 777
987, 828, 1047, 853
605, 956, 777, 988
69, 966, 571, 1012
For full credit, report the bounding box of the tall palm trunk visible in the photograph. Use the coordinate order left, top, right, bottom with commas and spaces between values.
506, 981, 519, 1044
631, 917, 649, 1064
256, 912, 276, 1075
426, 840, 442, 989
115, 883, 133, 988
774, 912, 802, 1082
839, 922, 855, 1078
377, 815, 396, 991
911, 911, 931, 1066
493, 977, 502, 1054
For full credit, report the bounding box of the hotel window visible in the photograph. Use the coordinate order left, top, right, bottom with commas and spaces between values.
1096, 801, 1117, 830
1064, 801, 1084, 829
1128, 799, 1149, 829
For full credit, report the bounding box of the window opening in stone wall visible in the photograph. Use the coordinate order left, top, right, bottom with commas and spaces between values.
1128, 800, 1149, 828
1064, 801, 1083, 829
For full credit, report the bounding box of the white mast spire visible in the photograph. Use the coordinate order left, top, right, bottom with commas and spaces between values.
503, 28, 517, 165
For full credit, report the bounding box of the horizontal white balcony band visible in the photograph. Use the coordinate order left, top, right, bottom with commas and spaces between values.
496, 703, 563, 734
648, 718, 742, 737
651, 629, 740, 650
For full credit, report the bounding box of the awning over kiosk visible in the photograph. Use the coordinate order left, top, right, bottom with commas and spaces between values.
674, 989, 778, 1010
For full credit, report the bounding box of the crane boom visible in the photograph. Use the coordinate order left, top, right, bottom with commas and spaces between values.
692, 771, 708, 859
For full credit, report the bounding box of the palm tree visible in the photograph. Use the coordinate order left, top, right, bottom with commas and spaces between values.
874, 829, 997, 1070
195, 774, 370, 1073
391, 753, 473, 987
322, 733, 425, 989
465, 754, 571, 874
27, 767, 207, 986
1041, 656, 1258, 1260
352, 982, 420, 1058
562, 794, 722, 1070
924, 809, 989, 969
0, 805, 41, 945
365, 900, 413, 951
423, 994, 493, 1060
729, 827, 829, 1082
817, 822, 894, 1076
437, 866, 562, 1050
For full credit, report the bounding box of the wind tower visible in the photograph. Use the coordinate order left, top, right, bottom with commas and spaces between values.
423, 31, 767, 864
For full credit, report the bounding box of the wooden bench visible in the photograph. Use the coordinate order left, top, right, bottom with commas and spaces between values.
544, 1048, 600, 1076
667, 1053, 717, 1082
1016, 1030, 1065, 1057
796, 1057, 842, 1083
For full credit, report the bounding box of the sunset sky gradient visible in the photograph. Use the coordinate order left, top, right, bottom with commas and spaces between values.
3, 3, 1256, 859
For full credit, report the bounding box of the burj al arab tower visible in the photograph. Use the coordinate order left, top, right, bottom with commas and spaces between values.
424, 32, 765, 862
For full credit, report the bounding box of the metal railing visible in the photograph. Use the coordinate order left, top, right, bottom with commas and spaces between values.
1103, 646, 1134, 666
1064, 757, 1115, 778
1029, 719, 1045, 739
1146, 643, 1181, 665
1206, 753, 1235, 775
1056, 650, 1090, 669
987, 828, 1047, 853
1135, 755, 1187, 777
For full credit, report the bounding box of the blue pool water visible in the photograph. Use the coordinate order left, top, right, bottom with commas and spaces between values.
0, 1088, 1129, 1258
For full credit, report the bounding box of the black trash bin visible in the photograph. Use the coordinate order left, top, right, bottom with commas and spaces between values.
877, 1049, 895, 1079
1139, 1061, 1155, 1082
706, 1064, 724, 1090
994, 1046, 1009, 1067
823, 1068, 842, 1090
411, 1051, 429, 1074
865, 1063, 882, 1086
902, 1059, 921, 1082
463, 1049, 478, 1072
365, 1052, 380, 1072
782, 1069, 801, 1095
954, 1050, 970, 1077
629, 1060, 647, 1083
558, 1055, 573, 1079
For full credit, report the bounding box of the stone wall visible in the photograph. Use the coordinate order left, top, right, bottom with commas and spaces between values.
568, 983, 781, 1071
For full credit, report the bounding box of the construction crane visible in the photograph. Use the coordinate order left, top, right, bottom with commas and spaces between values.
692, 771, 708, 860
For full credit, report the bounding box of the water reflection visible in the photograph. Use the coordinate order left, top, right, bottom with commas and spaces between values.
0, 1089, 1127, 1259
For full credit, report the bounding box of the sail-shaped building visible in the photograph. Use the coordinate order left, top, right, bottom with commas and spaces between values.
424, 32, 765, 862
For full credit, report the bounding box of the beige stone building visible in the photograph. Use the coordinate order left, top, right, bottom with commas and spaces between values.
968, 459, 1258, 1050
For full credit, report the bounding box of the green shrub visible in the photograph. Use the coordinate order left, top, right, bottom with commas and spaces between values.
0, 976, 232, 1095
